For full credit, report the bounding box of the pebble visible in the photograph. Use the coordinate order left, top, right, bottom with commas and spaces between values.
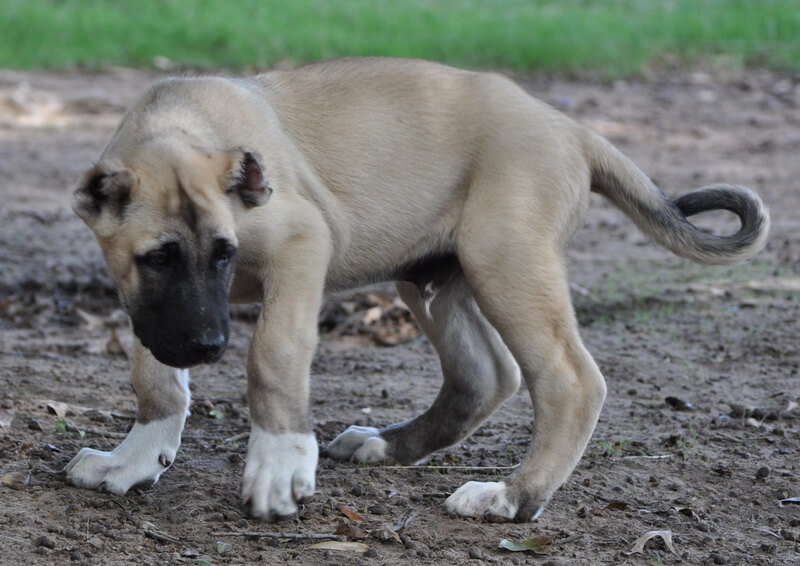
364, 548, 381, 558
404, 549, 417, 558
35, 535, 56, 549
206, 512, 225, 522
27, 417, 45, 432
711, 552, 727, 564
468, 547, 483, 560
755, 466, 770, 479
351, 485, 364, 496
367, 503, 388, 515
70, 552, 83, 561
400, 534, 417, 550
64, 528, 81, 540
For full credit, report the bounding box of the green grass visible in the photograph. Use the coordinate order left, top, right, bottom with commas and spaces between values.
2, 0, 800, 76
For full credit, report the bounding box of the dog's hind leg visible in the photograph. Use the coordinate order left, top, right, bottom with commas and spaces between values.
65, 336, 189, 494
443, 184, 607, 522
327, 271, 521, 464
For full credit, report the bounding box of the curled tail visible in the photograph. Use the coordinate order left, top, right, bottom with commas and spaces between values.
582, 130, 770, 265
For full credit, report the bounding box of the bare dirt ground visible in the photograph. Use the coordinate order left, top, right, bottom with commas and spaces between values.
1, 66, 799, 565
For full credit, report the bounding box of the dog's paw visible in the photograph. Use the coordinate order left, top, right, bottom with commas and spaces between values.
326, 425, 387, 463
444, 481, 526, 522
241, 428, 318, 521
65, 415, 184, 494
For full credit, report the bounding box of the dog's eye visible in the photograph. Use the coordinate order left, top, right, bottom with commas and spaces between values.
145, 250, 170, 268
213, 240, 236, 270
216, 252, 231, 269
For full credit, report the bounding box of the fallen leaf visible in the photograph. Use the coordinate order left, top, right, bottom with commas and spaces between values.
0, 408, 14, 428
676, 507, 700, 520
339, 506, 367, 523
106, 327, 129, 358
46, 401, 68, 418
606, 501, 629, 511
214, 541, 231, 555
208, 409, 225, 420
372, 523, 402, 543
1, 471, 29, 489
498, 536, 555, 554
362, 306, 383, 325
626, 530, 677, 555
55, 419, 68, 434
334, 520, 368, 540
308, 541, 369, 553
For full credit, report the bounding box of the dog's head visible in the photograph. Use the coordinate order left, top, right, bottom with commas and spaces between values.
73, 141, 271, 368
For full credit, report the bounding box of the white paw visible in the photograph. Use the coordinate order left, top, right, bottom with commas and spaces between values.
241, 428, 318, 521
65, 414, 185, 494
327, 425, 387, 463
444, 481, 521, 520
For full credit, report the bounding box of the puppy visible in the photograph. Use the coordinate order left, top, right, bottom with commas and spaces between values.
66, 58, 769, 521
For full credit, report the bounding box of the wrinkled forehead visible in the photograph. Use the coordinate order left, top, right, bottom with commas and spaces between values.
121, 145, 237, 252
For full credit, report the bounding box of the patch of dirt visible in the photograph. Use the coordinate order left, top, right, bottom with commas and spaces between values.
1, 67, 799, 565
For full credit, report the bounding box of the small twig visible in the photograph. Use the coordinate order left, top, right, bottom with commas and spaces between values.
223, 432, 250, 443
379, 463, 520, 471
620, 454, 672, 460
393, 510, 417, 532
581, 488, 621, 504
570, 282, 600, 301
213, 531, 345, 541
755, 528, 782, 539
144, 528, 181, 543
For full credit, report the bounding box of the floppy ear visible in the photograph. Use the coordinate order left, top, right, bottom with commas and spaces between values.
72, 167, 134, 225
226, 149, 272, 207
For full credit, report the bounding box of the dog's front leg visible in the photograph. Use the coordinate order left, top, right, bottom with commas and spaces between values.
240, 239, 327, 521
66, 336, 189, 493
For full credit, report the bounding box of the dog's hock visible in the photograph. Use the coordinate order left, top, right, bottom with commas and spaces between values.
241, 428, 318, 521
226, 148, 272, 207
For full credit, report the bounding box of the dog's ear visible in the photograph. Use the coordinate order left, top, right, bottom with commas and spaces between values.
226, 149, 272, 207
73, 167, 133, 222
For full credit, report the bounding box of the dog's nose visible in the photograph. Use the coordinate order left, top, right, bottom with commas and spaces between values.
190, 334, 226, 360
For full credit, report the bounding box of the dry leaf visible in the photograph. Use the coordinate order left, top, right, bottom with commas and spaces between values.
676, 507, 700, 520
308, 541, 369, 553
75, 308, 105, 330
46, 401, 68, 418
339, 506, 367, 523
106, 327, 129, 358
0, 408, 14, 428
362, 306, 383, 325
334, 520, 368, 540
606, 501, 628, 511
372, 523, 402, 544
498, 535, 555, 554
626, 530, 677, 555
1, 471, 29, 489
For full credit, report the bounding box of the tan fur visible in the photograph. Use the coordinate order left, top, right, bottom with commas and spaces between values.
70, 58, 769, 521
